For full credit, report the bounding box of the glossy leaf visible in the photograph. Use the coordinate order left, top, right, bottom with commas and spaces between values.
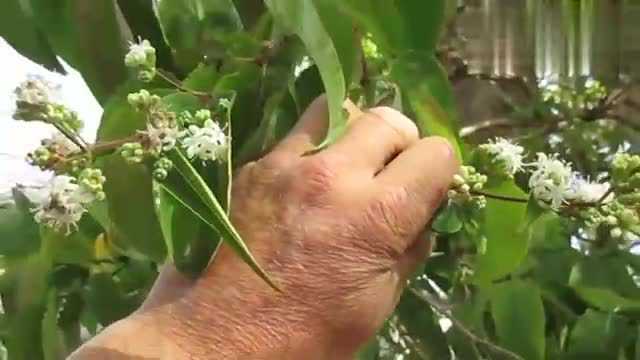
265, 0, 348, 148
432, 202, 463, 234
474, 180, 528, 284
164, 149, 276, 289
97, 88, 166, 262
491, 280, 546, 360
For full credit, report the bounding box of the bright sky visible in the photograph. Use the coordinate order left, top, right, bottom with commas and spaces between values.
0, 38, 102, 194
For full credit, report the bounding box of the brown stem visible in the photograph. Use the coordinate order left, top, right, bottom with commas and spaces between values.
471, 190, 528, 203
156, 69, 210, 98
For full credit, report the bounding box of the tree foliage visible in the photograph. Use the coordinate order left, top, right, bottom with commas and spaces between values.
2, 1, 640, 359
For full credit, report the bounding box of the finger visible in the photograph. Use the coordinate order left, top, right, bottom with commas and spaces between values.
394, 232, 435, 281
376, 137, 458, 243
273, 95, 361, 155
322, 107, 419, 174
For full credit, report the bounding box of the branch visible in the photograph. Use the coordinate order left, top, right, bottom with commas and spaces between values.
409, 287, 524, 360
471, 190, 528, 203
156, 69, 211, 98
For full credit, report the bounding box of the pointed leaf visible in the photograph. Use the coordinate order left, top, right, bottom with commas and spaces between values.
265, 0, 348, 147
164, 149, 277, 290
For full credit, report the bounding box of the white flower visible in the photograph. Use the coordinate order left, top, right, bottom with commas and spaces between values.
14, 75, 59, 105
528, 153, 573, 210
181, 119, 228, 162
32, 175, 93, 233
141, 122, 181, 154
481, 137, 525, 176
124, 38, 155, 68
566, 176, 611, 204
218, 98, 232, 110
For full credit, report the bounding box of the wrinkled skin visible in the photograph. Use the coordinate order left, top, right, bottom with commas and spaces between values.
71, 97, 458, 360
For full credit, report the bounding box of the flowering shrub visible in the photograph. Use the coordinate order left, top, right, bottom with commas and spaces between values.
1, 1, 640, 359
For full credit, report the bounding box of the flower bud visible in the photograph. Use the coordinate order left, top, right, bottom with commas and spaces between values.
610, 227, 623, 239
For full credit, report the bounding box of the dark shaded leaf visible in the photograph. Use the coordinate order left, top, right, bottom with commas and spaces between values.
491, 280, 546, 360
0, 0, 64, 72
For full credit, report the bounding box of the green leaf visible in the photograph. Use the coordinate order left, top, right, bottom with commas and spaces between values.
447, 291, 488, 359
491, 280, 546, 360
164, 149, 277, 290
394, 0, 446, 53
524, 195, 548, 229
567, 310, 633, 359
2, 254, 50, 360
97, 89, 166, 262
0, 198, 40, 258
155, 183, 211, 276
183, 63, 220, 92
474, 180, 528, 284
569, 255, 640, 311
432, 202, 463, 234
0, 0, 64, 72
156, 0, 243, 70
396, 291, 450, 359
265, 0, 348, 148
355, 337, 379, 359
396, 56, 462, 159
312, 0, 358, 86
85, 272, 139, 326
41, 290, 65, 360
340, 1, 461, 158
29, 0, 129, 103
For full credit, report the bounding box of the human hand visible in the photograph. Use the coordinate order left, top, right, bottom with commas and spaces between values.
71, 96, 458, 359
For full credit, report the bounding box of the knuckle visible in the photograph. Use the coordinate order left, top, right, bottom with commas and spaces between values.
290, 156, 336, 202
253, 151, 295, 183
367, 106, 419, 142
422, 136, 456, 164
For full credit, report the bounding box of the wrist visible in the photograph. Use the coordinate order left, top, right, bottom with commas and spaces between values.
163, 280, 348, 359
69, 312, 186, 359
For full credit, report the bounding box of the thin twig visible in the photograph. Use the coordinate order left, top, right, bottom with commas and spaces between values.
409, 287, 524, 360
471, 190, 528, 203
53, 122, 86, 152
156, 69, 210, 98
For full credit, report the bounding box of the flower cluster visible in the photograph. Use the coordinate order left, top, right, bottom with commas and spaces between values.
27, 133, 80, 170
448, 165, 488, 210
13, 76, 82, 130
118, 90, 229, 177
528, 153, 574, 210
580, 201, 640, 244
124, 38, 156, 82
182, 118, 228, 162
540, 78, 607, 113
32, 169, 105, 233
477, 137, 525, 177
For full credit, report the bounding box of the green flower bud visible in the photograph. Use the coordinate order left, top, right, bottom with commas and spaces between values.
153, 167, 168, 180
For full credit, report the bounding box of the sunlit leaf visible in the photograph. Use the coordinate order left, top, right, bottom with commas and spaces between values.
265, 0, 348, 148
